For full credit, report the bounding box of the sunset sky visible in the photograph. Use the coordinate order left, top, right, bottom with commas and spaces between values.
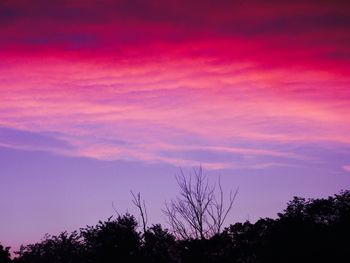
1, 0, 350, 252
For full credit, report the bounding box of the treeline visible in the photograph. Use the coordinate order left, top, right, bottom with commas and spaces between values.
1, 190, 349, 263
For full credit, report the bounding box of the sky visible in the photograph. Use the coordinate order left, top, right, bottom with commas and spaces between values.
1, 0, 350, 252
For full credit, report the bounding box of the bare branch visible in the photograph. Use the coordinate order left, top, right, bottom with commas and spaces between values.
131, 191, 148, 234
163, 166, 238, 240
112, 201, 121, 217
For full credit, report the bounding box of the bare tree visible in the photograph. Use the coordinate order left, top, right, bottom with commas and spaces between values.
163, 166, 238, 240
131, 191, 148, 234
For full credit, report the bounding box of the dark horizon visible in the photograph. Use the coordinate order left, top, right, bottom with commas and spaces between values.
2, 188, 350, 262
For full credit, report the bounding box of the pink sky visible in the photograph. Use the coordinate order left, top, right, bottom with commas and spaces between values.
1, 0, 350, 253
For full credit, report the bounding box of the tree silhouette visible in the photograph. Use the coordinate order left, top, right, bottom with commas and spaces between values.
163, 167, 238, 240
80, 214, 141, 263
5, 188, 350, 263
142, 224, 177, 263
13, 231, 84, 263
0, 243, 11, 263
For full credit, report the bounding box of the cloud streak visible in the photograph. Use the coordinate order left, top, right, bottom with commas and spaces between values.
1, 54, 349, 168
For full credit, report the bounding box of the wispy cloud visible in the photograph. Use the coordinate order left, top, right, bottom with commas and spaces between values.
343, 165, 350, 173
1, 54, 349, 169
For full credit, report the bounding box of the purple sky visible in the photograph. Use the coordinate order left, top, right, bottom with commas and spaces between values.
1, 0, 350, 253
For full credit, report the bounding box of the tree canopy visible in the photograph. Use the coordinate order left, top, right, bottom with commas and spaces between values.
3, 190, 349, 263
